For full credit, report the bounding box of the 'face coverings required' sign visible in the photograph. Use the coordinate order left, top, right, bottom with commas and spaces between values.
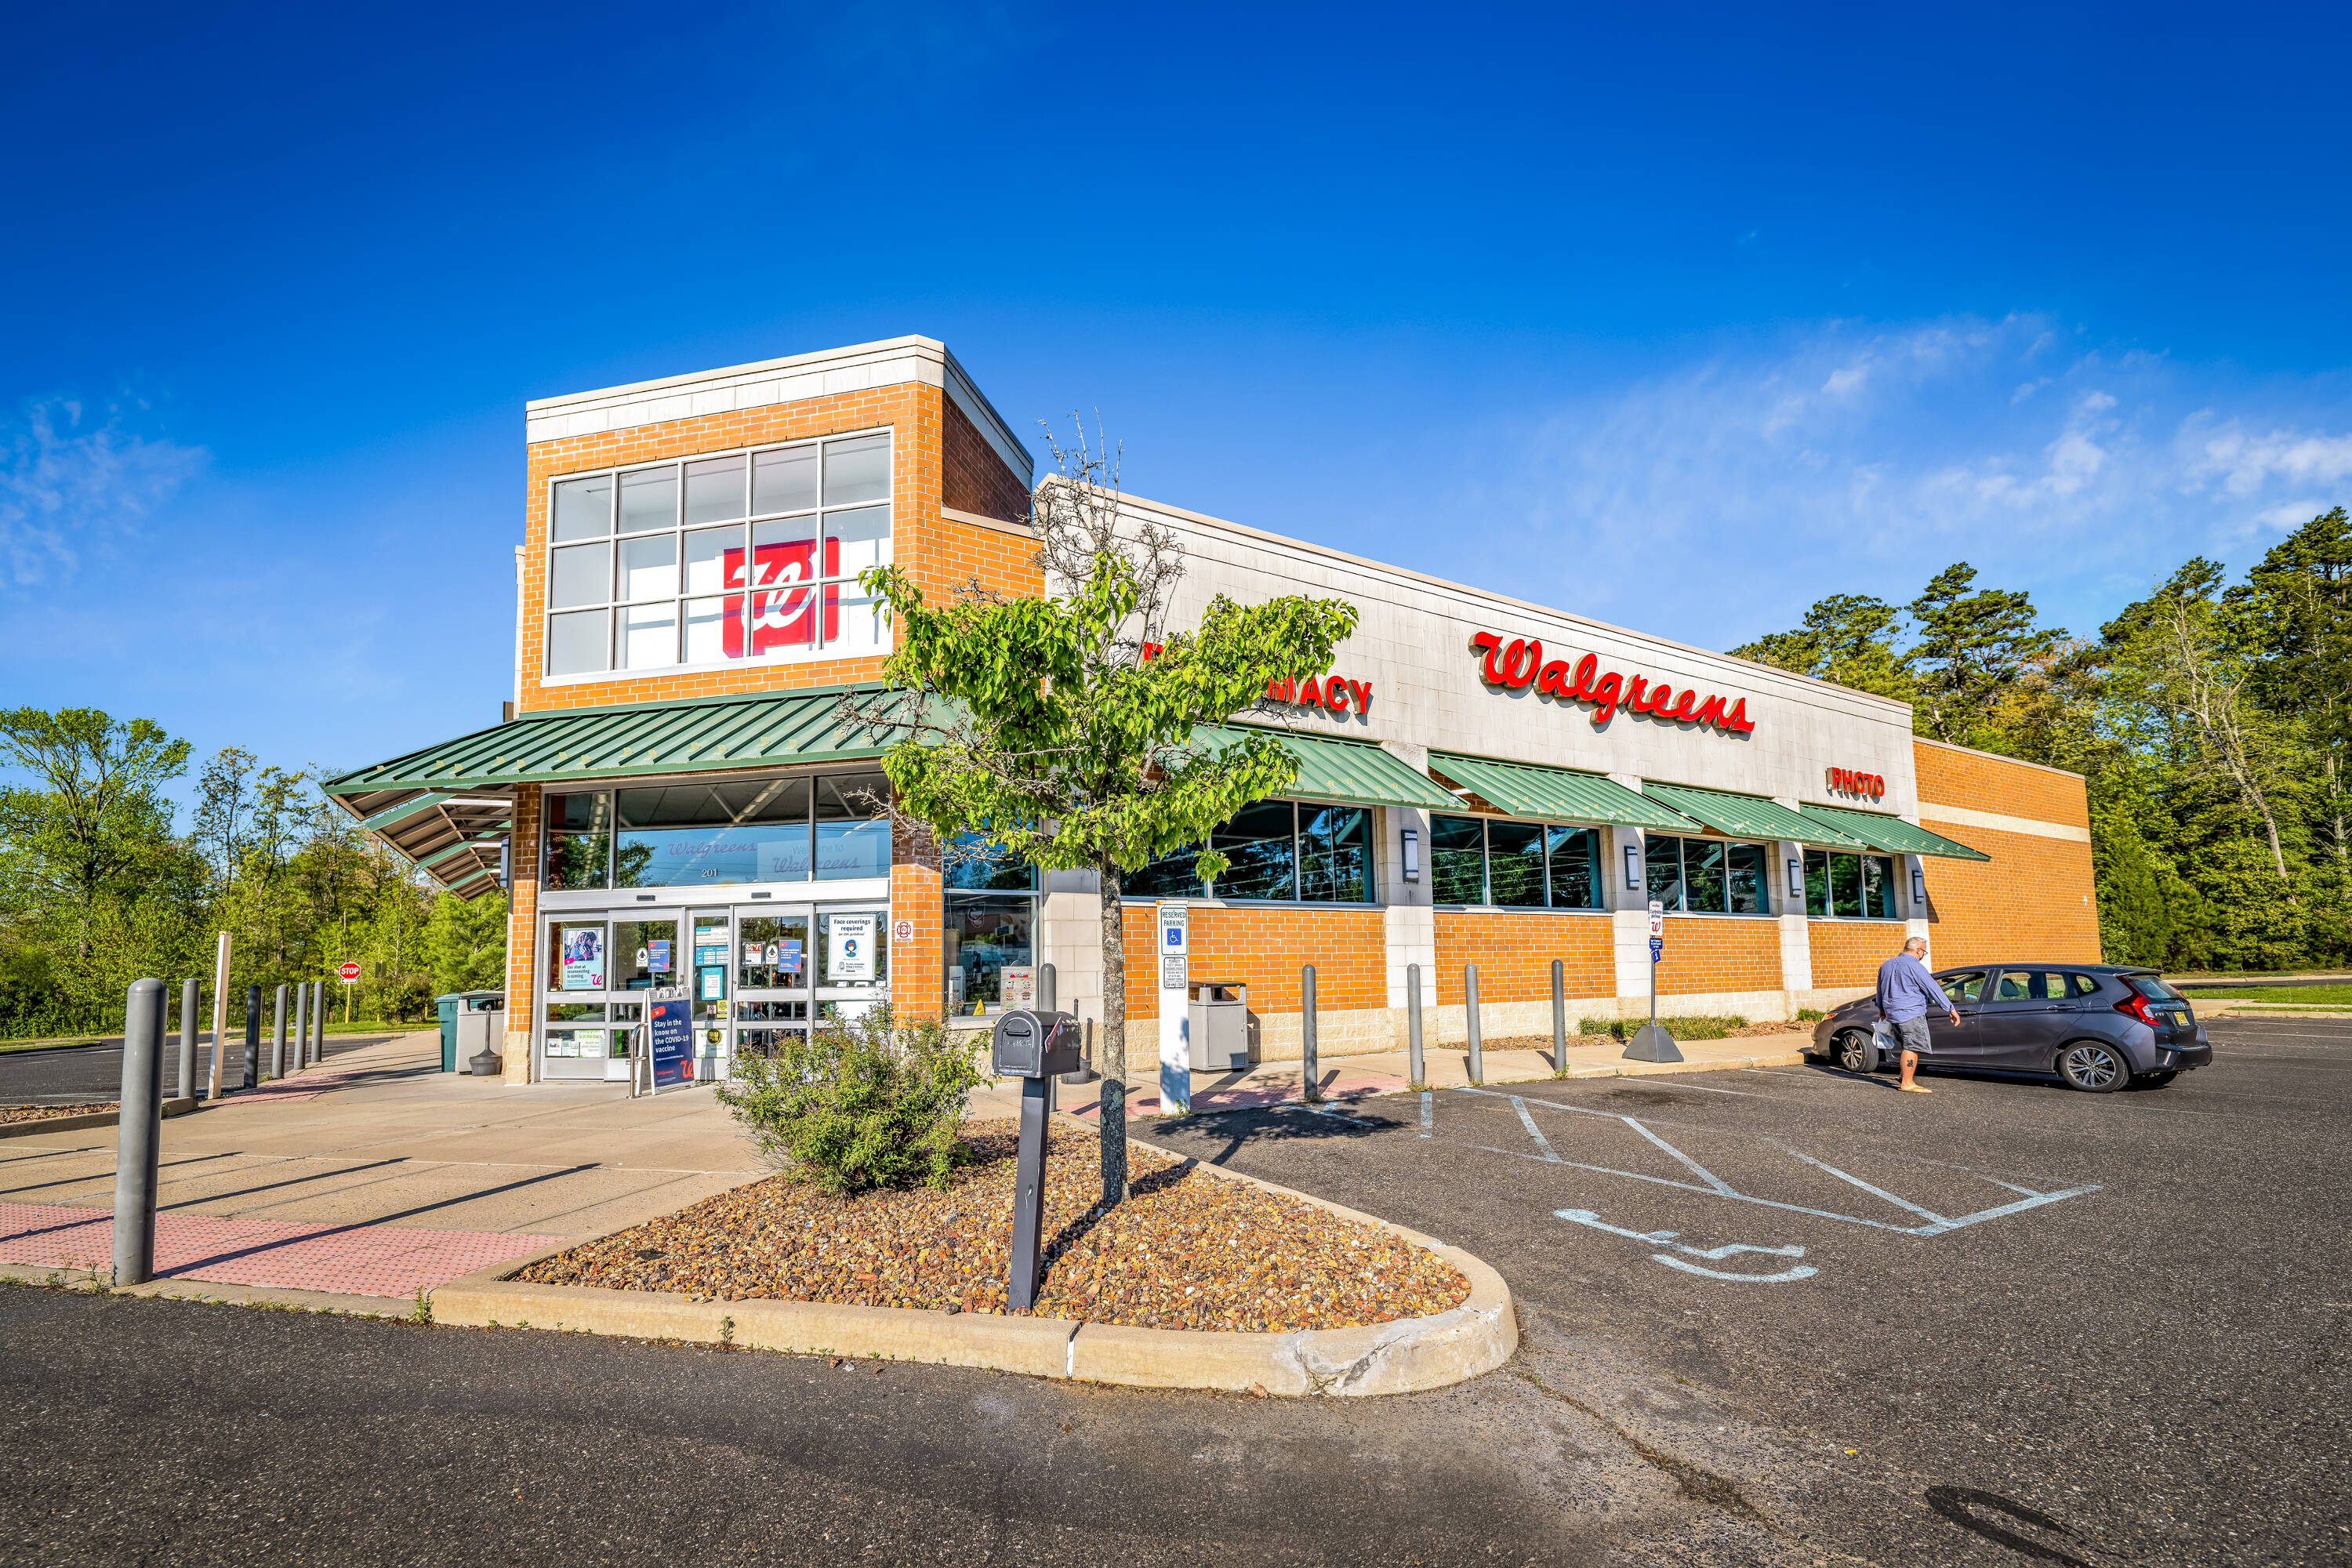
827, 914, 877, 982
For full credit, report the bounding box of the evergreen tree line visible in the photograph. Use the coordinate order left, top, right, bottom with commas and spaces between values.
0, 710, 506, 1040
1730, 507, 2351, 973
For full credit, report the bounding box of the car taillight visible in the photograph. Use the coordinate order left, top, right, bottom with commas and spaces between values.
2114, 993, 2161, 1027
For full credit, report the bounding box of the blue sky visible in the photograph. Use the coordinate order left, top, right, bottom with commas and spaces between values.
5, 2, 2349, 811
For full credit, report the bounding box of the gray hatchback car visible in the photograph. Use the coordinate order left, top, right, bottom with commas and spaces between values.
1806, 964, 2212, 1091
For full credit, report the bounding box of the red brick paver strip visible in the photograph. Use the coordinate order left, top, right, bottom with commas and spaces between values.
0, 1202, 561, 1299
216, 1069, 368, 1105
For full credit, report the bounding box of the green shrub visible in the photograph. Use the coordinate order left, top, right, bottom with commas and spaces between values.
716, 1004, 985, 1196
1796, 1007, 1825, 1022
1577, 1014, 1748, 1041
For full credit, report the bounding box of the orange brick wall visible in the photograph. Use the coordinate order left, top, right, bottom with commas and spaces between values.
1119, 905, 1388, 1022
1654, 916, 1781, 995
929, 516, 1045, 602
1918, 823, 2101, 966
1432, 911, 1614, 1003
502, 784, 543, 1018
1912, 737, 2100, 967
943, 396, 1029, 524
1914, 739, 2089, 831
889, 817, 943, 1021
1809, 920, 1910, 987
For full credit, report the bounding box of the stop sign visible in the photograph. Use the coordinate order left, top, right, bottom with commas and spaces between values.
337, 961, 362, 982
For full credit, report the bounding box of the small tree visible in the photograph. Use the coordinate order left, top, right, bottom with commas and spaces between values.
845, 424, 1358, 1207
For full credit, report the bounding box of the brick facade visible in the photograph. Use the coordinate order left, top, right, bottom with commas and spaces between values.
500, 783, 542, 1080
1655, 915, 1782, 996
1807, 920, 1910, 987
1432, 911, 1615, 1003
1119, 905, 1388, 1023
889, 819, 944, 1021
943, 394, 1031, 524
1915, 737, 2100, 967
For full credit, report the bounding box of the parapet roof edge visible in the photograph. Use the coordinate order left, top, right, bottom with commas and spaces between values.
1095, 482, 1919, 722
526, 336, 1033, 481
1912, 734, 2088, 782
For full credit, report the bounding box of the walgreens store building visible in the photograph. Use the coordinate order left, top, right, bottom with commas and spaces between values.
325, 337, 2102, 1082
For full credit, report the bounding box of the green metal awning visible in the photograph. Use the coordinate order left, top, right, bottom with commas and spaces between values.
1798, 804, 1991, 862
1642, 782, 1874, 848
1192, 726, 1459, 811
1427, 753, 1700, 829
323, 685, 906, 802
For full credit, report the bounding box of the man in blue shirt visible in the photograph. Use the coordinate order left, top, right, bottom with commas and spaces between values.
1876, 937, 1959, 1094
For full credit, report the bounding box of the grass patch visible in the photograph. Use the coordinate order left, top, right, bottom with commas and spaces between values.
1579, 1015, 1748, 1041
2181, 982, 2352, 1005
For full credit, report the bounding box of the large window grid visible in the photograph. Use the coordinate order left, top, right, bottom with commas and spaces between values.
544, 431, 891, 678
1429, 815, 1605, 909
1123, 801, 1375, 904
1802, 848, 1900, 918
1643, 834, 1771, 915
945, 833, 1041, 1017
543, 772, 892, 891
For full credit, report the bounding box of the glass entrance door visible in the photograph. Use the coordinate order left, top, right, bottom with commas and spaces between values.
735, 907, 811, 1060
815, 905, 890, 1024
689, 909, 734, 1076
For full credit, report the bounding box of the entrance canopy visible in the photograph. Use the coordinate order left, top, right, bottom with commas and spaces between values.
1798, 803, 1990, 861
1192, 726, 1459, 810
324, 686, 910, 897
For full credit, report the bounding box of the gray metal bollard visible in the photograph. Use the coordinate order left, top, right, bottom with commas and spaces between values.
177, 978, 198, 1102
241, 985, 261, 1090
270, 984, 288, 1079
115, 978, 166, 1286
1465, 964, 1484, 1086
292, 981, 308, 1076
1037, 962, 1055, 1012
1301, 964, 1322, 1102
1406, 963, 1426, 1089
1551, 959, 1568, 1076
308, 980, 323, 1066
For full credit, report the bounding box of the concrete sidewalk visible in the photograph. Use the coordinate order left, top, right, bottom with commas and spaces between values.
0, 1029, 764, 1303
967, 1028, 1817, 1120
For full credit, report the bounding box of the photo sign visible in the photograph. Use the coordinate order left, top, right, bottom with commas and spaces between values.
649, 998, 694, 1089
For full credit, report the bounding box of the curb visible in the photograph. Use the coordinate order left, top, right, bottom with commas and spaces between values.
0, 1098, 198, 1142
429, 1154, 1516, 1398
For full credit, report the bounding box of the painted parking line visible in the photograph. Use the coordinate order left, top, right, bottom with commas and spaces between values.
1417, 1084, 2101, 1283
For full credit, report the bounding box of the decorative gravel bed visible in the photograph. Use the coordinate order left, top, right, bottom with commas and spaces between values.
518, 1120, 1469, 1332
0, 1102, 117, 1125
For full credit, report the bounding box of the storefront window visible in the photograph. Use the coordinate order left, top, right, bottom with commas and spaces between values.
544, 793, 612, 890
1125, 801, 1375, 904
1432, 815, 1607, 910
1646, 836, 1773, 915
946, 833, 1035, 891
1804, 849, 1899, 918
817, 909, 888, 989
736, 912, 809, 989
615, 779, 812, 888
946, 895, 1034, 1015
544, 774, 887, 891
544, 432, 893, 677
609, 918, 678, 991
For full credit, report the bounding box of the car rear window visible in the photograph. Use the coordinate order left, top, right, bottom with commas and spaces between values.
2126, 975, 2185, 1003
2066, 973, 2103, 998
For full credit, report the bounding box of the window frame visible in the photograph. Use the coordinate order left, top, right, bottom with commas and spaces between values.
1120, 799, 1379, 906
1802, 848, 1902, 919
541, 426, 895, 681
1641, 833, 1777, 916
1427, 813, 1611, 913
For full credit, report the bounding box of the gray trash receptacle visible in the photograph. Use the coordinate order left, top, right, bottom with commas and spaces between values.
1186, 982, 1250, 1073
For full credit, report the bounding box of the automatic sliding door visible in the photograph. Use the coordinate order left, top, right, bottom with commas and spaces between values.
736, 908, 811, 1059
543, 916, 612, 1080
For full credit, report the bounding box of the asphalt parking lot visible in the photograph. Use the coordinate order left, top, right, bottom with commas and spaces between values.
0, 1033, 396, 1105
1, 1015, 2341, 1566
1145, 1013, 2352, 1566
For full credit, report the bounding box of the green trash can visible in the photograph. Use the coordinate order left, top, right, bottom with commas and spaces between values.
434, 991, 505, 1072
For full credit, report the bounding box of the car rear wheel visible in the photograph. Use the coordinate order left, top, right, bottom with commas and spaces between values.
1834, 1028, 1878, 1074
2056, 1040, 2130, 1093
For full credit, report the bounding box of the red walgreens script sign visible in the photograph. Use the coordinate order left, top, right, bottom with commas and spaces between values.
1472, 632, 1755, 733
724, 537, 839, 656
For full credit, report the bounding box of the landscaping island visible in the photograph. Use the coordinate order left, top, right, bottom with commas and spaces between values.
518, 1120, 1469, 1332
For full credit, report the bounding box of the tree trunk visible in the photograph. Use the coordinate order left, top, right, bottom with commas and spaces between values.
1095, 858, 1129, 1209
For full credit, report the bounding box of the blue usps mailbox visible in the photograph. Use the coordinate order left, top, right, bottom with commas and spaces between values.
649, 997, 695, 1091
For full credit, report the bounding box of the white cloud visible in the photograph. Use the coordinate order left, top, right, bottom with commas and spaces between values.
0, 397, 207, 590
1475, 315, 2352, 643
